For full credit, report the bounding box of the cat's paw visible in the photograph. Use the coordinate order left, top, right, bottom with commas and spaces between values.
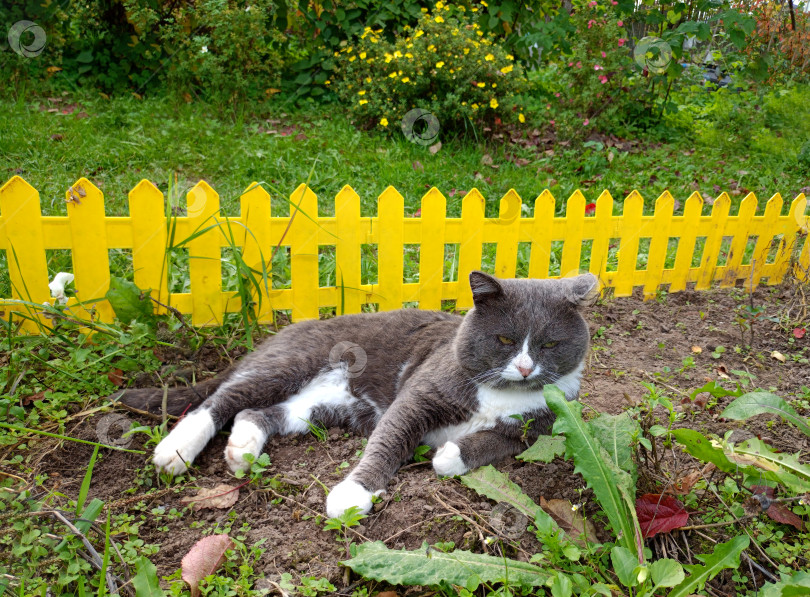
224, 420, 265, 472
152, 409, 215, 475
433, 442, 468, 477
326, 479, 376, 519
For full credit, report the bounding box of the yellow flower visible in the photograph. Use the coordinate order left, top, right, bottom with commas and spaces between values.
421, 7, 428, 11
427, 44, 436, 52
501, 65, 513, 74
507, 54, 515, 61
360, 52, 367, 59
325, 80, 331, 85
405, 52, 413, 59
436, 0, 444, 8
434, 15, 444, 23
401, 77, 410, 83
463, 47, 470, 54
472, 103, 479, 110
518, 113, 525, 123
481, 0, 488, 5
389, 72, 397, 78
394, 50, 403, 58
436, 61, 445, 68
365, 77, 372, 83
477, 82, 486, 88
476, 30, 483, 36
415, 30, 424, 38
485, 54, 494, 61
358, 90, 366, 95
490, 98, 498, 109
348, 56, 356, 62
380, 118, 389, 127
359, 100, 368, 105
384, 53, 393, 63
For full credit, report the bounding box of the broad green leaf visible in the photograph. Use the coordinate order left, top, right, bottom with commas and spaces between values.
589, 412, 640, 483
133, 556, 165, 596
460, 465, 557, 534
761, 571, 810, 597
517, 435, 566, 463
721, 392, 810, 438
651, 558, 685, 588
546, 386, 642, 558
671, 429, 738, 473
668, 536, 749, 597
550, 572, 573, 597
106, 276, 154, 325
342, 541, 551, 588
732, 438, 810, 492
611, 546, 639, 588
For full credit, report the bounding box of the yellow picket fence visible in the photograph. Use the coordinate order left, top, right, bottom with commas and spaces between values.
0, 175, 808, 329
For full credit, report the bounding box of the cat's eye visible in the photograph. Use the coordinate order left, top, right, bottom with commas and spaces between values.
497, 335, 515, 345
542, 341, 559, 349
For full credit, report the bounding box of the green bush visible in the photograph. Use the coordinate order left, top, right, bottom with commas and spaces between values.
333, 2, 525, 134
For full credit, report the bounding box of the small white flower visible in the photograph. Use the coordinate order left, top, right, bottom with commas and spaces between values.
245, 5, 251, 10
201, 45, 208, 53
48, 272, 74, 305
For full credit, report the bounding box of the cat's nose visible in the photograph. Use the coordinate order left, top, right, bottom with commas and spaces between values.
517, 366, 532, 378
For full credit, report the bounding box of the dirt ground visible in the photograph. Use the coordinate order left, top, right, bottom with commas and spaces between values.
24, 282, 810, 591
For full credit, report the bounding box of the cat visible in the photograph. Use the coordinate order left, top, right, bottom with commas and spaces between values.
118, 271, 597, 518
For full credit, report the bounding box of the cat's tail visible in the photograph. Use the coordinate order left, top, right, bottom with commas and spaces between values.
113, 367, 235, 418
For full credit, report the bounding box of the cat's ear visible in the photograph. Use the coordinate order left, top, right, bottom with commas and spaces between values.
566, 273, 600, 307
469, 271, 504, 306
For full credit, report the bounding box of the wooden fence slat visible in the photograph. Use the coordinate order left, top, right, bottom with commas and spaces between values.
67, 179, 113, 323
589, 191, 614, 281
614, 191, 644, 297
528, 190, 555, 278
239, 182, 273, 323
456, 189, 486, 310
129, 180, 168, 314
0, 176, 50, 329
418, 188, 446, 310
643, 192, 675, 299
187, 181, 223, 326
289, 184, 320, 321
795, 194, 809, 283
696, 193, 731, 291
377, 186, 404, 311
335, 185, 362, 315
750, 194, 783, 287
669, 192, 704, 293
721, 193, 757, 288
561, 191, 586, 276
771, 195, 805, 284
494, 189, 522, 279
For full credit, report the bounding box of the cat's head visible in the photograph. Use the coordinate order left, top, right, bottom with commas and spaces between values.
454, 271, 598, 394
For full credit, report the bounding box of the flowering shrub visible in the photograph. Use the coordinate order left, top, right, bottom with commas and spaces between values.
333, 2, 525, 133
738, 0, 810, 83
544, 0, 636, 137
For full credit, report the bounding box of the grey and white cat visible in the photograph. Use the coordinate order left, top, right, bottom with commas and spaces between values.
120, 271, 597, 518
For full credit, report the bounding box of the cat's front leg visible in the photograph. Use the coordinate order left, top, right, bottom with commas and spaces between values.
433, 428, 528, 477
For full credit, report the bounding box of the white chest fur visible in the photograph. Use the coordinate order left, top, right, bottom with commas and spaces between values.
422, 362, 583, 448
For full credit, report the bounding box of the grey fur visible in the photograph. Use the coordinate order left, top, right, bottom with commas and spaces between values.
121, 272, 596, 499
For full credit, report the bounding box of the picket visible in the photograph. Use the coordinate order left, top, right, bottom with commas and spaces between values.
0, 175, 808, 331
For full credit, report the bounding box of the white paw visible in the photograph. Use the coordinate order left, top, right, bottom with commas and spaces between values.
224, 419, 266, 472
433, 441, 468, 477
152, 409, 216, 475
326, 479, 376, 519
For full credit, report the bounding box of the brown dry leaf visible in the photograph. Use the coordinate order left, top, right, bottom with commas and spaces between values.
412, 161, 424, 172
481, 154, 494, 166
539, 497, 598, 547
294, 132, 308, 142
22, 391, 46, 406
691, 345, 702, 354
180, 484, 240, 512
182, 534, 234, 597
751, 485, 805, 530
716, 365, 730, 380
692, 392, 710, 409
376, 592, 399, 597
666, 464, 714, 495
770, 351, 786, 363
429, 141, 442, 155
50, 134, 64, 141
107, 368, 124, 387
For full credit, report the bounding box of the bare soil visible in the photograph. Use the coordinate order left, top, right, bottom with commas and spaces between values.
20, 282, 810, 591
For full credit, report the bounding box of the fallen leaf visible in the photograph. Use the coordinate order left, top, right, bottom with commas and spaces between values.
716, 365, 730, 380
294, 132, 308, 142
636, 494, 689, 538
107, 369, 125, 387
22, 391, 46, 406
180, 484, 240, 511
412, 161, 424, 172
540, 497, 599, 547
770, 351, 786, 363
666, 464, 715, 495
751, 486, 804, 530
182, 535, 234, 597
691, 346, 702, 354
691, 392, 710, 409
481, 154, 494, 166
794, 328, 806, 339
50, 134, 64, 141
429, 141, 442, 154
376, 592, 399, 597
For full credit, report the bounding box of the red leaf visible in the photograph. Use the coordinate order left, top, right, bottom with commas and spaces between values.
585, 203, 597, 216
182, 535, 234, 597
107, 368, 124, 387
636, 493, 689, 538
751, 486, 805, 531
794, 327, 806, 339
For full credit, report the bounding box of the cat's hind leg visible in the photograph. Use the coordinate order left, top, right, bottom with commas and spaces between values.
224, 406, 285, 472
